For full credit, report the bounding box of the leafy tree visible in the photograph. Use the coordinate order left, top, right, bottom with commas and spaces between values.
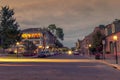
91, 31, 105, 53
48, 24, 56, 33
71, 47, 76, 51
0, 6, 21, 49
48, 24, 64, 40
56, 28, 64, 40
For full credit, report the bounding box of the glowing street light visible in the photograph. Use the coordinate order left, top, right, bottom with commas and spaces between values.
88, 44, 91, 48
46, 46, 49, 49
113, 35, 118, 41
16, 42, 20, 58
68, 50, 72, 55
38, 45, 43, 48
88, 44, 91, 56
16, 42, 20, 45
113, 35, 118, 64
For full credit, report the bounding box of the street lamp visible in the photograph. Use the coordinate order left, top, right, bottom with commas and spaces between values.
88, 44, 91, 56
88, 44, 91, 48
16, 42, 20, 58
46, 46, 49, 49
68, 50, 72, 55
102, 39, 106, 59
113, 35, 118, 64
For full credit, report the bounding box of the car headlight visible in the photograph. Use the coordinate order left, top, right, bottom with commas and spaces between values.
68, 50, 72, 55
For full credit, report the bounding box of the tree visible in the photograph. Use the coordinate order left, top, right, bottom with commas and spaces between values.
0, 6, 21, 49
56, 27, 64, 40
48, 24, 56, 33
71, 47, 76, 51
48, 24, 64, 40
92, 31, 105, 53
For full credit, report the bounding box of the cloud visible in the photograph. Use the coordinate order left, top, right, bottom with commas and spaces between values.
1, 0, 120, 47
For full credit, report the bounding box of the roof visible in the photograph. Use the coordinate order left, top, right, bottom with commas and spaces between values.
21, 28, 43, 33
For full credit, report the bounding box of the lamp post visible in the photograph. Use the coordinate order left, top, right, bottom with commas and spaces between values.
102, 40, 106, 59
88, 44, 91, 56
16, 42, 20, 58
113, 35, 118, 64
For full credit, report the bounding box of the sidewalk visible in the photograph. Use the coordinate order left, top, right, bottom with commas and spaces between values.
87, 54, 120, 70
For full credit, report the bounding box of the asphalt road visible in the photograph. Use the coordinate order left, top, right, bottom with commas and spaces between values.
0, 54, 120, 80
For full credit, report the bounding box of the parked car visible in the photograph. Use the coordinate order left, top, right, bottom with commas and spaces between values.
8, 51, 15, 54
73, 51, 79, 55
95, 53, 101, 59
38, 54, 46, 58
49, 52, 55, 56
37, 51, 50, 58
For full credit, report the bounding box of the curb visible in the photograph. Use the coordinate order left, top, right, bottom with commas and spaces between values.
86, 55, 120, 71
98, 60, 120, 70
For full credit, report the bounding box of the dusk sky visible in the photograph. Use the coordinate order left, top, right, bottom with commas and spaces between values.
1, 0, 120, 47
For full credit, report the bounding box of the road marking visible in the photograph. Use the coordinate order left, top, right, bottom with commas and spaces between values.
0, 63, 52, 67
0, 58, 98, 63
78, 65, 106, 68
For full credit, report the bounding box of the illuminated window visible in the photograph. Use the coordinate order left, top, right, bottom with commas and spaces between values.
22, 32, 43, 39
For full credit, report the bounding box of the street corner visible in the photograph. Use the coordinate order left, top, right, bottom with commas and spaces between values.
97, 60, 120, 71
111, 64, 120, 70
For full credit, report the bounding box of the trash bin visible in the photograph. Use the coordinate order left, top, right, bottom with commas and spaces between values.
95, 53, 100, 59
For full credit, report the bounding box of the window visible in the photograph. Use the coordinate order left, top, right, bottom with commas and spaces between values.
112, 24, 115, 33
105, 28, 108, 36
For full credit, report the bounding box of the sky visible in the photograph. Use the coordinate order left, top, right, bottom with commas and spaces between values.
1, 0, 120, 48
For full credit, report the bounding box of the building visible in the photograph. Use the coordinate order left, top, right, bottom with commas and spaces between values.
21, 28, 57, 52
105, 20, 120, 55
80, 25, 105, 55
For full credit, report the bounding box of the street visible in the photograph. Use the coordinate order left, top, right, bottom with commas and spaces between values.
0, 54, 120, 80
